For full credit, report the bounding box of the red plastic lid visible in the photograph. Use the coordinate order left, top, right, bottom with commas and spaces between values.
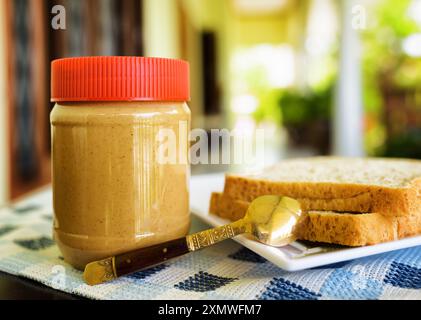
51, 56, 190, 102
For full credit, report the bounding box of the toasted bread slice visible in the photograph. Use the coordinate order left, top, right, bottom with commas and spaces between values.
223, 157, 421, 217
209, 192, 421, 246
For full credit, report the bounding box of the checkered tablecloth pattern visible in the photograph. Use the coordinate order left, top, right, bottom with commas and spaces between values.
0, 189, 420, 300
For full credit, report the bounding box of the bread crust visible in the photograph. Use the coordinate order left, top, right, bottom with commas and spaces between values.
210, 158, 421, 246
209, 192, 421, 246
223, 175, 420, 217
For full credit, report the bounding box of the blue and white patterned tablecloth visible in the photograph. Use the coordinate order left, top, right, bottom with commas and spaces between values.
0, 187, 420, 300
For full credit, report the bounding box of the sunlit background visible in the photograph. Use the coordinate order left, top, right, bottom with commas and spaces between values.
0, 0, 420, 204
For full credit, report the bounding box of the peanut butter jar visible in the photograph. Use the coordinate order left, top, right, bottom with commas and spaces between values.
50, 57, 191, 270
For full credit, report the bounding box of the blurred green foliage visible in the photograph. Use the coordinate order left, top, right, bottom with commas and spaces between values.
242, 64, 283, 124
384, 129, 421, 158
362, 0, 421, 157
362, 0, 421, 94
279, 86, 332, 126
252, 88, 283, 124
248, 0, 420, 158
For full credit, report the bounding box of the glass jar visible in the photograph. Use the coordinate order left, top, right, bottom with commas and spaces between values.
50, 57, 191, 270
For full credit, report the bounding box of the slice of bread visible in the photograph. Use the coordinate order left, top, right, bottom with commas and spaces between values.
209, 192, 421, 246
223, 157, 421, 217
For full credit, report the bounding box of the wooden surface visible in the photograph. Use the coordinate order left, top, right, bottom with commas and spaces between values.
5, 0, 51, 200
0, 180, 213, 299
0, 271, 79, 300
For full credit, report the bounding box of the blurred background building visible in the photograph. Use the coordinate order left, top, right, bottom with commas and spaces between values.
0, 0, 420, 204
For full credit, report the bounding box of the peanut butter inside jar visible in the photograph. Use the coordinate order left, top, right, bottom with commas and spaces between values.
50, 57, 191, 269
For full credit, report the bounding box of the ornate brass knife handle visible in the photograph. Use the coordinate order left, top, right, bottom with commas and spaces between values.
186, 219, 249, 251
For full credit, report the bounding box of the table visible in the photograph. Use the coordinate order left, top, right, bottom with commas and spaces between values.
0, 185, 219, 300
2, 178, 421, 300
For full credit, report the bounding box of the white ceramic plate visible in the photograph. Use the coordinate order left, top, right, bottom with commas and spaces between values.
190, 173, 421, 271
